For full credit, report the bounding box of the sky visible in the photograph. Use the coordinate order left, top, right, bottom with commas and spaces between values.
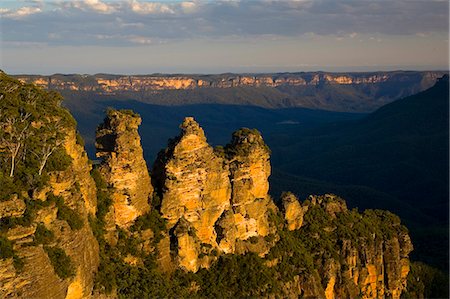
0, 0, 448, 74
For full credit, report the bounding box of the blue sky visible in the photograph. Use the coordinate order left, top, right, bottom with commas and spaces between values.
0, 0, 448, 74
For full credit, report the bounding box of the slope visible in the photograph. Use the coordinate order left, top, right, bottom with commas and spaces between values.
271, 76, 449, 269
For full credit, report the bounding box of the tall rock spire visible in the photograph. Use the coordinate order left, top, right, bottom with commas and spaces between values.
96, 109, 152, 228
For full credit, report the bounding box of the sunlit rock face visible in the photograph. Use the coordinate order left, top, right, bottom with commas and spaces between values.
96, 109, 152, 229
153, 118, 277, 271
281, 192, 303, 231
0, 130, 99, 299
280, 194, 413, 299
152, 117, 232, 271
224, 128, 277, 253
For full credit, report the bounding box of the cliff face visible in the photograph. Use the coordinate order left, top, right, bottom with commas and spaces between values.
96, 109, 152, 229
0, 73, 99, 299
223, 128, 277, 255
153, 118, 276, 271
276, 194, 413, 299
16, 71, 445, 92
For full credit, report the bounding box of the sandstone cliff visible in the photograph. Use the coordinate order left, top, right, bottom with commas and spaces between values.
152, 118, 276, 271
0, 72, 99, 299
14, 71, 446, 112
96, 109, 152, 229
16, 71, 445, 92
275, 194, 413, 299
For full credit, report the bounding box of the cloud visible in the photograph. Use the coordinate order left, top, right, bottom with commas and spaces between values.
2, 6, 42, 19
129, 0, 174, 14
0, 0, 448, 47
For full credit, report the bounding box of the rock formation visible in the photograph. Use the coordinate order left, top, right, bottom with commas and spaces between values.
0, 73, 99, 299
16, 71, 445, 92
0, 132, 99, 299
281, 192, 303, 231
96, 109, 152, 228
153, 118, 276, 271
278, 194, 413, 299
221, 128, 277, 255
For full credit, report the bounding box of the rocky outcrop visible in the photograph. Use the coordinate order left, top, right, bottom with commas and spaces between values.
153, 117, 231, 271
0, 129, 100, 299
281, 192, 303, 231
0, 195, 26, 218
153, 118, 276, 271
96, 109, 152, 228
280, 194, 413, 299
224, 128, 276, 249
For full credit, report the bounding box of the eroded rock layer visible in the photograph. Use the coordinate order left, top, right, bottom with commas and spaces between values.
96, 109, 152, 228
278, 194, 413, 299
153, 118, 277, 271
0, 130, 99, 299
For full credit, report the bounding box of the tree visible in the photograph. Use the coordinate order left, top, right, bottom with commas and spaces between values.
31, 119, 65, 175
0, 110, 32, 177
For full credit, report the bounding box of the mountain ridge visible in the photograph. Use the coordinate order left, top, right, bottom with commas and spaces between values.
15, 70, 447, 112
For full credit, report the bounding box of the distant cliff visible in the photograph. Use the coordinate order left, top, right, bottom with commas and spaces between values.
15, 71, 444, 91
15, 71, 447, 112
0, 71, 427, 298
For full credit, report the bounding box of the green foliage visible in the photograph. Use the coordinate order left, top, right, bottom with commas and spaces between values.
0, 72, 75, 200
401, 262, 449, 299
45, 193, 84, 230
56, 202, 83, 230
0, 236, 14, 259
196, 253, 278, 298
34, 224, 54, 245
225, 127, 271, 157
45, 148, 73, 172
44, 246, 75, 279
106, 107, 140, 118
91, 167, 112, 226
0, 174, 21, 202
131, 207, 167, 243
13, 255, 25, 272
75, 131, 85, 147
0, 236, 25, 272
268, 229, 315, 282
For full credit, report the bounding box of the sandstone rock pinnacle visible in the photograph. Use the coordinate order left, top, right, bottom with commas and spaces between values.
96, 109, 152, 228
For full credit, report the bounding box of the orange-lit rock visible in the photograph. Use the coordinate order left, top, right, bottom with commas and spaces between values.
96, 109, 152, 228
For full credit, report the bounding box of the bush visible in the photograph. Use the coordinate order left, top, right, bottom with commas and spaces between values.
131, 205, 166, 243
91, 168, 112, 224
34, 223, 54, 245
0, 236, 14, 259
57, 203, 83, 230
45, 148, 73, 172
44, 246, 75, 279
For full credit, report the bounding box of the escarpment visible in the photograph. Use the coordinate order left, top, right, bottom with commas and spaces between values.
95, 109, 152, 229
0, 73, 99, 299
0, 71, 418, 298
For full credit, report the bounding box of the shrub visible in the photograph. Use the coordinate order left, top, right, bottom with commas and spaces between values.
44, 246, 75, 279
45, 148, 73, 172
0, 236, 14, 259
34, 223, 54, 245
57, 203, 83, 230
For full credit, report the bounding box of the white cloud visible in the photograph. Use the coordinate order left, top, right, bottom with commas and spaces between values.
4, 6, 42, 19
72, 0, 116, 14
129, 0, 174, 14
